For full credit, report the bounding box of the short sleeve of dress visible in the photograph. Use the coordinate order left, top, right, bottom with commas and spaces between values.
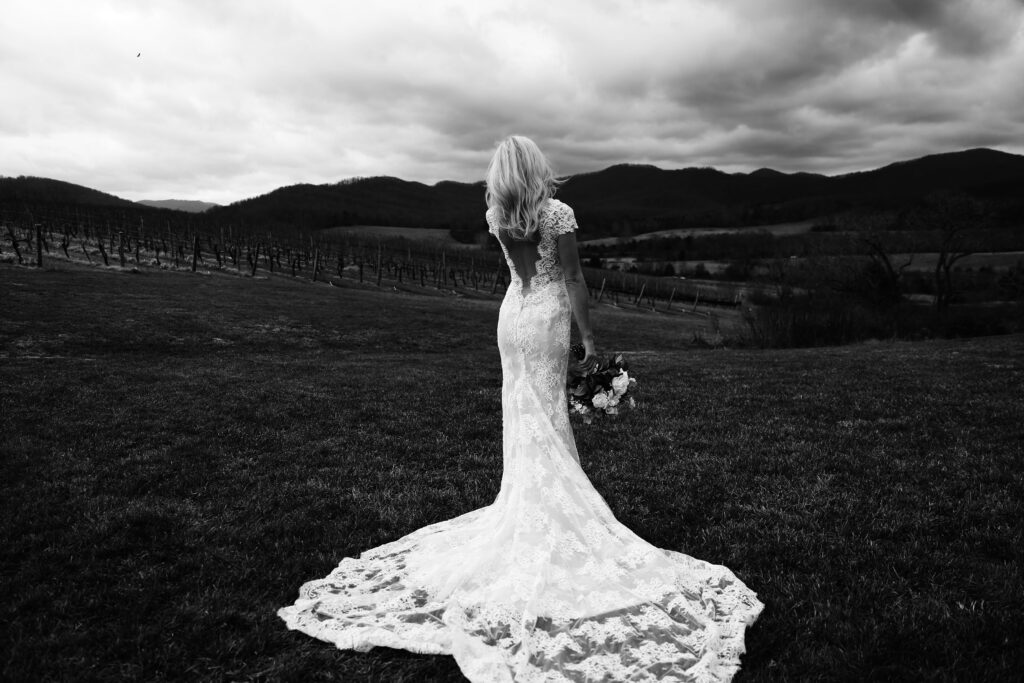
549, 200, 578, 237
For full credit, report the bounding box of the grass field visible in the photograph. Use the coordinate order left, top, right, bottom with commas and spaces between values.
579, 221, 818, 247
2, 260, 1023, 682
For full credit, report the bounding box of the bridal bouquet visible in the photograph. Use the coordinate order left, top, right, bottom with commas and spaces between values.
567, 344, 637, 424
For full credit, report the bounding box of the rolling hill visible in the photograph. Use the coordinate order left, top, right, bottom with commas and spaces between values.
4, 148, 1023, 235
205, 176, 485, 232
0, 176, 139, 209
204, 147, 1024, 234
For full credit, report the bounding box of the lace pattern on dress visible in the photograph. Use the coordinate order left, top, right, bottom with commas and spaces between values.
278, 197, 763, 682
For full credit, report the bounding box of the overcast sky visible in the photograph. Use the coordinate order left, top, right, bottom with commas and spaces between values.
3, 0, 1023, 205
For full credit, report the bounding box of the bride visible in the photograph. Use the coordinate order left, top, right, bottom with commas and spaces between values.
278, 135, 763, 682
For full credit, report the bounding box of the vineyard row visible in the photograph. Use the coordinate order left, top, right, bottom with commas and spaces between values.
1, 214, 751, 315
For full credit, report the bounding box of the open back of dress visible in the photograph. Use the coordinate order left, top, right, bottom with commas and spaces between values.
493, 232, 541, 293
278, 198, 763, 682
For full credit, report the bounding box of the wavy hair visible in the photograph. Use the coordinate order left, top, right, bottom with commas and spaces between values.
485, 135, 563, 241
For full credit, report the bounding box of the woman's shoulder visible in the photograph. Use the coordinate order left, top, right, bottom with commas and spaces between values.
544, 197, 571, 212
542, 198, 576, 235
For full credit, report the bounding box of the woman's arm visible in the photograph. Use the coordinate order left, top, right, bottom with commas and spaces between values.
558, 230, 597, 367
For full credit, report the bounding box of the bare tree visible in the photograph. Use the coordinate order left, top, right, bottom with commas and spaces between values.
849, 212, 914, 308
911, 194, 983, 313
796, 212, 912, 309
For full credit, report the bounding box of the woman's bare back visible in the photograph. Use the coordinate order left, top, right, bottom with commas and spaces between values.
493, 233, 541, 292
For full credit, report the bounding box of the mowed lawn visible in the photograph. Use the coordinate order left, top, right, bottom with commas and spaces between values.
2, 261, 1022, 682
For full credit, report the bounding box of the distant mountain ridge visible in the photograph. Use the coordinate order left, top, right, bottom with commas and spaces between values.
205, 147, 1024, 233
3, 148, 1023, 234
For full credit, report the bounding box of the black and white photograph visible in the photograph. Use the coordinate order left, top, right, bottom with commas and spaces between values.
2, 1, 1022, 681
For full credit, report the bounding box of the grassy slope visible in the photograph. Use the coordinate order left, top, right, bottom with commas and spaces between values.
1, 261, 1022, 682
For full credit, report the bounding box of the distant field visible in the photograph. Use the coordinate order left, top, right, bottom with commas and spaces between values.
890, 251, 1024, 271
599, 257, 736, 276
601, 251, 1024, 276
579, 220, 818, 247
688, 251, 1024, 274
318, 225, 463, 245
322, 220, 819, 249
2, 260, 1022, 681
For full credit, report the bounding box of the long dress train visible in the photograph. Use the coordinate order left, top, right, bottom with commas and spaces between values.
278, 199, 763, 682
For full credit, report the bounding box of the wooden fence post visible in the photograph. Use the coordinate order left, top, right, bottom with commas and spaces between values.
35, 223, 43, 267
376, 243, 383, 287
634, 282, 646, 306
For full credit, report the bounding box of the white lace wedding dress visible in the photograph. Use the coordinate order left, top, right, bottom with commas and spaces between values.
278, 199, 763, 682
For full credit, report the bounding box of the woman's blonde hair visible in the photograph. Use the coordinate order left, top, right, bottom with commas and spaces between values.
485, 135, 562, 241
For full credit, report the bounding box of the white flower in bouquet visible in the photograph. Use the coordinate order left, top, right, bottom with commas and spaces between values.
565, 347, 638, 424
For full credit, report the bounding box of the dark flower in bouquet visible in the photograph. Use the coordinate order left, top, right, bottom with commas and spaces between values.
567, 343, 637, 424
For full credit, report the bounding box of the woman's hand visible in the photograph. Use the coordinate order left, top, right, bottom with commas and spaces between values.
573, 335, 598, 375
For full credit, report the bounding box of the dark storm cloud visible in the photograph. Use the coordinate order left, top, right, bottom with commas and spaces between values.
831, 0, 1018, 55
2, 0, 1022, 202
